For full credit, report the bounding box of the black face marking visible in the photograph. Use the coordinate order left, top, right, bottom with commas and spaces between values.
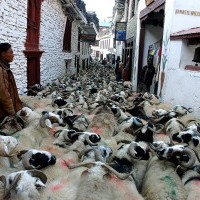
118, 144, 125, 150
168, 148, 173, 154
30, 153, 51, 169
193, 138, 199, 146
49, 155, 56, 165
110, 157, 133, 173
158, 149, 165, 156
111, 107, 118, 114
42, 111, 48, 115
135, 146, 145, 158
181, 133, 192, 143
172, 133, 182, 143
89, 135, 101, 143
57, 111, 62, 116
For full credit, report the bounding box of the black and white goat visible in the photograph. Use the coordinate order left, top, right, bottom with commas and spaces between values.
0, 170, 47, 200
17, 149, 56, 170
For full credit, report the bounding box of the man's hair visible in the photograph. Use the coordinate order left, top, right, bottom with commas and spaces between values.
0, 43, 11, 57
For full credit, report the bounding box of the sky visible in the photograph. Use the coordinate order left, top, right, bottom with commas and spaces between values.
83, 0, 115, 22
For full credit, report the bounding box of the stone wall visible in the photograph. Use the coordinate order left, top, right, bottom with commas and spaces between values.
40, 0, 76, 84
0, 0, 27, 94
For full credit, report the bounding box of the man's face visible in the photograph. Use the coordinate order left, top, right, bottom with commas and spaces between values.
1, 48, 14, 63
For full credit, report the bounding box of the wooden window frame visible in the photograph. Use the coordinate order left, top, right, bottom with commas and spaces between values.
63, 17, 73, 52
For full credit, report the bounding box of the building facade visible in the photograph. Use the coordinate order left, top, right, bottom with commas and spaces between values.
134, 0, 200, 116
0, 0, 98, 93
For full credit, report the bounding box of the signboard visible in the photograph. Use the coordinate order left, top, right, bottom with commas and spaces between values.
115, 22, 127, 41
80, 34, 96, 43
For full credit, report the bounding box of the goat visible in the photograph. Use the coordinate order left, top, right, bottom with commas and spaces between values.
141, 156, 188, 200
0, 170, 47, 200
66, 151, 144, 200
16, 149, 56, 170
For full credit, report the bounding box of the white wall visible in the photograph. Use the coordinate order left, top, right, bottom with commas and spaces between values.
161, 0, 200, 117
40, 0, 70, 84
142, 25, 163, 67
0, 0, 27, 94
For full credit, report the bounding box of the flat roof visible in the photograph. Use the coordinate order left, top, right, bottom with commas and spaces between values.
170, 27, 200, 40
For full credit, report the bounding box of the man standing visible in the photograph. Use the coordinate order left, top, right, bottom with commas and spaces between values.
138, 55, 155, 93
0, 43, 23, 121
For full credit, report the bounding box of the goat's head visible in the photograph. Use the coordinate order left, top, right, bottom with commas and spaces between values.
149, 141, 196, 168
18, 149, 56, 170
1, 170, 47, 199
0, 116, 24, 135
173, 105, 193, 116
0, 136, 18, 157
72, 132, 101, 146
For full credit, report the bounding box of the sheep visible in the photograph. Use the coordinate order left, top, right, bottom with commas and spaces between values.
51, 97, 67, 107
0, 169, 47, 200
110, 140, 150, 191
141, 156, 188, 200
165, 118, 185, 136
173, 105, 193, 116
0, 136, 18, 157
53, 131, 101, 159
19, 95, 52, 111
16, 149, 56, 170
53, 108, 74, 118
63, 114, 89, 132
66, 154, 144, 200
149, 141, 197, 168
88, 102, 118, 139
0, 116, 24, 136
177, 168, 200, 200
13, 112, 56, 151
53, 129, 77, 147
110, 106, 130, 124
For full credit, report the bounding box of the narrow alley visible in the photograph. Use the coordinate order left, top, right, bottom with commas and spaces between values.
0, 0, 200, 199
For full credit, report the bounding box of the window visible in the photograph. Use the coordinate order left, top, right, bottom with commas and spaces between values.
63, 17, 73, 51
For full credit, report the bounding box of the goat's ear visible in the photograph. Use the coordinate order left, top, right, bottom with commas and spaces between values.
121, 107, 126, 112
81, 170, 89, 177
35, 179, 46, 189
45, 119, 52, 129
103, 173, 112, 180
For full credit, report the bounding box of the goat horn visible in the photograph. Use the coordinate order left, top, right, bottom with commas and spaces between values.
54, 130, 63, 137
4, 173, 21, 199
79, 147, 93, 160
0, 131, 8, 136
0, 175, 6, 198
65, 161, 96, 169
28, 170, 47, 184
148, 143, 156, 150
93, 147, 106, 163
39, 113, 50, 128
85, 134, 98, 146
128, 143, 138, 158
147, 126, 162, 134
17, 150, 28, 159
133, 127, 143, 135
177, 148, 196, 168
0, 116, 9, 128
117, 140, 131, 145
151, 115, 165, 123
102, 163, 134, 180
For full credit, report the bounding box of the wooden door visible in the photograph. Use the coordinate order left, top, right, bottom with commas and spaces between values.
24, 0, 43, 88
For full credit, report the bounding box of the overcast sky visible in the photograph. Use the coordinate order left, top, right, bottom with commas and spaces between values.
83, 0, 115, 22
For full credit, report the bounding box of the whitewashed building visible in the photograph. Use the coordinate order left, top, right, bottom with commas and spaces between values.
0, 0, 97, 93
134, 0, 200, 117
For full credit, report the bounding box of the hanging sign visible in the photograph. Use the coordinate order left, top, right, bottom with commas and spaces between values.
115, 22, 127, 41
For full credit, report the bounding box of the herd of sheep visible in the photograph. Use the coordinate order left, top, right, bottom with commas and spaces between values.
0, 61, 200, 200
